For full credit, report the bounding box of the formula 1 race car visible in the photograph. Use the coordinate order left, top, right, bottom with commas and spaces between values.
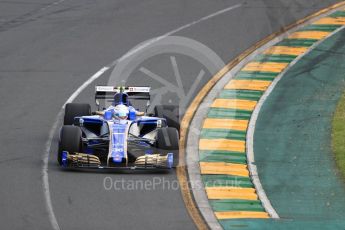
57, 86, 180, 170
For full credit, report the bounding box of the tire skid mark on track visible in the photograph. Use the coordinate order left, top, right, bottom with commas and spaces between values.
0, 0, 67, 32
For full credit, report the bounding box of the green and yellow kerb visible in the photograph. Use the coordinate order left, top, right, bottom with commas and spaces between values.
198, 8, 345, 220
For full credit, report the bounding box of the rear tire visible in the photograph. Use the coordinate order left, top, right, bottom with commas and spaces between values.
64, 103, 91, 125
156, 127, 179, 167
154, 105, 179, 132
58, 125, 82, 165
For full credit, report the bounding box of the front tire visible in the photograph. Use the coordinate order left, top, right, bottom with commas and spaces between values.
58, 125, 82, 165
64, 103, 91, 125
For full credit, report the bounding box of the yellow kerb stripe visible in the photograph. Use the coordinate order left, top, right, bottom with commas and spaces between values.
288, 31, 330, 40
211, 99, 257, 110
203, 118, 248, 131
215, 211, 270, 219
242, 62, 288, 73
225, 80, 271, 91
263, 46, 308, 56
205, 187, 258, 200
211, 98, 257, 111
200, 162, 249, 177
313, 17, 345, 25
199, 139, 245, 152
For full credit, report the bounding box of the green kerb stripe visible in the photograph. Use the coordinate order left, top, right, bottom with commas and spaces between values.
210, 200, 265, 212
218, 89, 263, 101
208, 108, 252, 120
235, 71, 278, 81
202, 175, 252, 188
254, 54, 297, 63
277, 39, 318, 47
199, 150, 246, 164
300, 24, 341, 32
329, 11, 345, 18
201, 129, 246, 141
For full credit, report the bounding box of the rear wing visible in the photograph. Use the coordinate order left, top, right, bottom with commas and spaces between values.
95, 86, 151, 106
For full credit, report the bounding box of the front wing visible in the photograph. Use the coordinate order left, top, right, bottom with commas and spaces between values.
61, 151, 174, 170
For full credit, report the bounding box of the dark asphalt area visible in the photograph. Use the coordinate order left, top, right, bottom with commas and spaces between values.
0, 0, 342, 229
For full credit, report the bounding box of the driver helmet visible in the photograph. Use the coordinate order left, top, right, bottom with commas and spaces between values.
113, 92, 129, 106
114, 104, 129, 120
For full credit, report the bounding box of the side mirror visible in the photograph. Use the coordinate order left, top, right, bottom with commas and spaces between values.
104, 111, 113, 120
128, 111, 136, 120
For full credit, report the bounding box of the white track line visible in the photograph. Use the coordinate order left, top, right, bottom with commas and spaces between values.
41, 4, 242, 230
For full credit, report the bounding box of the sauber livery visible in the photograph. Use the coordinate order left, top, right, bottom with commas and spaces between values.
58, 86, 179, 170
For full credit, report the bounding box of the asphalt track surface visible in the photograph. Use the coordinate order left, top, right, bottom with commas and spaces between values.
0, 0, 342, 229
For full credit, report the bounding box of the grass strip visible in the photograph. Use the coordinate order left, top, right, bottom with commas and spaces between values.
332, 90, 345, 179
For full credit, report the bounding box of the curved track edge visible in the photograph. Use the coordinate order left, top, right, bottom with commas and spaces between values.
180, 1, 345, 229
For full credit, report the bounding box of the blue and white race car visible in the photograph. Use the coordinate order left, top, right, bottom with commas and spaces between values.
58, 86, 179, 170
